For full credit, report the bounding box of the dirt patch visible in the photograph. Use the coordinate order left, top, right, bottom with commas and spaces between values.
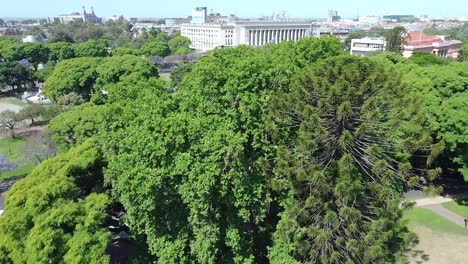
408, 224, 468, 264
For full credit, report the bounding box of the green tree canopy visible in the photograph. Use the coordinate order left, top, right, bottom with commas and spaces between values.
48, 42, 76, 61
168, 36, 192, 51
141, 41, 171, 57
460, 43, 468, 62
170, 62, 192, 87
75, 40, 108, 58
95, 55, 158, 91
48, 103, 102, 149
0, 61, 34, 90
98, 38, 343, 263
267, 55, 437, 263
409, 51, 450, 66
111, 47, 142, 56
402, 62, 468, 179
18, 42, 50, 70
18, 104, 47, 125
0, 139, 110, 264
385, 26, 407, 54
43, 57, 101, 101
0, 43, 22, 62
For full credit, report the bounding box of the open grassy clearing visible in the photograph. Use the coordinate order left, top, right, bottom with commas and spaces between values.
0, 97, 27, 107
0, 137, 34, 182
404, 207, 468, 236
442, 200, 468, 219
405, 208, 468, 264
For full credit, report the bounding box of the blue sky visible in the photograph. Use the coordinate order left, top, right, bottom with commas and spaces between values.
1, 0, 467, 18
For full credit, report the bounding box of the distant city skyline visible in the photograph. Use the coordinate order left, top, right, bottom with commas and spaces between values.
1, 0, 467, 19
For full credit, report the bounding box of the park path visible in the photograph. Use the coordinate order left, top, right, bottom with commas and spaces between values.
406, 191, 468, 228
421, 203, 466, 228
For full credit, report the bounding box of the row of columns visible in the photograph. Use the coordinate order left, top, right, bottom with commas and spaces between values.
248, 29, 308, 46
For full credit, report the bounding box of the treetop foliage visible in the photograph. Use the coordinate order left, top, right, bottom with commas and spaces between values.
0, 139, 109, 264
1, 34, 467, 263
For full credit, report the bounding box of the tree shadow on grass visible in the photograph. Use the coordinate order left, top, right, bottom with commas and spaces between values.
408, 237, 431, 263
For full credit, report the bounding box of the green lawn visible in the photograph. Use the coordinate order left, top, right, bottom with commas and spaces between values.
0, 97, 27, 107
159, 73, 172, 86
404, 207, 468, 236
443, 200, 468, 219
0, 137, 34, 182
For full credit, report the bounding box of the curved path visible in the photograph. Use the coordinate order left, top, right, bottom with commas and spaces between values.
405, 191, 468, 228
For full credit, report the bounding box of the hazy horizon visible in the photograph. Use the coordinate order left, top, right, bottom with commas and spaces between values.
1, 0, 467, 19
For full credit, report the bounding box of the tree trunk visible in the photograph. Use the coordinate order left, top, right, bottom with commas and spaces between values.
9, 128, 15, 138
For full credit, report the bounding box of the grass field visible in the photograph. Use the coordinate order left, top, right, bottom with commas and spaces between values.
0, 97, 27, 107
405, 207, 468, 264
159, 73, 172, 86
404, 207, 468, 236
442, 200, 468, 219
0, 137, 34, 182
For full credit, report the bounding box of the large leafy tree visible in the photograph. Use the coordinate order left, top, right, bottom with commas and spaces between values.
48, 42, 76, 61
43, 57, 101, 101
18, 43, 50, 70
170, 63, 193, 87
95, 55, 159, 91
98, 38, 343, 263
402, 62, 468, 179
0, 43, 22, 62
460, 43, 468, 62
0, 61, 34, 90
0, 139, 110, 264
75, 40, 108, 58
47, 103, 103, 150
168, 36, 191, 52
267, 56, 437, 263
141, 41, 171, 57
111, 47, 142, 56
385, 26, 407, 54
409, 51, 449, 66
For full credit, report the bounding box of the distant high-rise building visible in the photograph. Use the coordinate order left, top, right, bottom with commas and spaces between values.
192, 7, 208, 24
327, 10, 340, 23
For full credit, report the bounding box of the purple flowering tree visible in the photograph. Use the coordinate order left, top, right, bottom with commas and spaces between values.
0, 154, 18, 174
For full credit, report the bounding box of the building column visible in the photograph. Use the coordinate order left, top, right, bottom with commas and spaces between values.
258, 30, 261, 46
259, 30, 262, 46
261, 30, 265, 45
254, 30, 258, 46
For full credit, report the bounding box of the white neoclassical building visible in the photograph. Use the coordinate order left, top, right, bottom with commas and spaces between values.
181, 21, 312, 51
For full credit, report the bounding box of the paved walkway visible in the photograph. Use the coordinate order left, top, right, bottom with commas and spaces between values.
404, 191, 468, 228
421, 203, 466, 228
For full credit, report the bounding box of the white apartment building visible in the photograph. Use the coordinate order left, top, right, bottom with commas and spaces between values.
181, 21, 312, 51
350, 37, 386, 56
